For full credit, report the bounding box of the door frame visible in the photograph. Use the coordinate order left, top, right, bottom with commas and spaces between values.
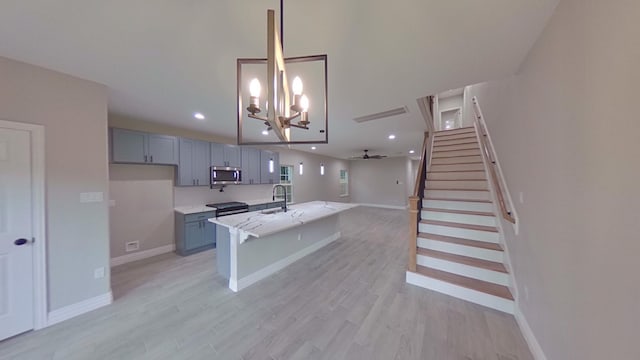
0, 119, 47, 330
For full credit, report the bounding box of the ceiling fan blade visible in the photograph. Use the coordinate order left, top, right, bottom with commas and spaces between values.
369, 155, 387, 159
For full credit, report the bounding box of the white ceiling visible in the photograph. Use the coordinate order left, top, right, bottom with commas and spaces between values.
0, 0, 558, 159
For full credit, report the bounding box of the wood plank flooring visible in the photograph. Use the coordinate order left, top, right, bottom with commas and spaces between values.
0, 207, 533, 360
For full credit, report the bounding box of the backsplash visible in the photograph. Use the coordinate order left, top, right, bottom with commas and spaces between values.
173, 184, 275, 207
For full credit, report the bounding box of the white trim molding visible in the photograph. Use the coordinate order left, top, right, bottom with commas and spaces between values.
357, 203, 408, 210
232, 232, 341, 292
47, 291, 113, 327
0, 120, 48, 330
515, 305, 548, 360
110, 244, 175, 267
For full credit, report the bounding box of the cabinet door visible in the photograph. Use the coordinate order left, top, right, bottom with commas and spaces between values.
111, 128, 146, 163
193, 140, 210, 186
203, 221, 216, 247
147, 134, 178, 165
224, 145, 242, 168
178, 138, 194, 186
271, 152, 280, 184
184, 222, 206, 250
241, 147, 260, 184
210, 142, 226, 167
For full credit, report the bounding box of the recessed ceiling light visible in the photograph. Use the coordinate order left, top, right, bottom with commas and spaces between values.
409, 150, 415, 154
262, 130, 269, 136
311, 146, 316, 150
193, 112, 205, 120
388, 134, 396, 140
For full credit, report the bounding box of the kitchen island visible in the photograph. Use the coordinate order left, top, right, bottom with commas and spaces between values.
209, 201, 358, 291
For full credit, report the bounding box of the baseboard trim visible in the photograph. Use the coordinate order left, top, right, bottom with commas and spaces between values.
110, 244, 175, 267
47, 291, 113, 327
235, 232, 341, 292
357, 203, 408, 210
515, 305, 547, 360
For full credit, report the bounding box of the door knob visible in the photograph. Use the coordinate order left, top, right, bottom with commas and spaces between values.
14, 238, 30, 246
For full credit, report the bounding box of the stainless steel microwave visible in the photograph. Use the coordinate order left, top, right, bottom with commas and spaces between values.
210, 167, 241, 185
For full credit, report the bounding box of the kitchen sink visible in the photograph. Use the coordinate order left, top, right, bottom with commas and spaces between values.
260, 208, 285, 215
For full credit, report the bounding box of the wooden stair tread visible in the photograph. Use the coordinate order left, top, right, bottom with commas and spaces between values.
435, 131, 476, 137
415, 265, 514, 300
426, 178, 487, 182
434, 126, 474, 134
434, 134, 477, 140
418, 232, 503, 251
425, 188, 489, 192
431, 153, 481, 159
424, 197, 492, 203
432, 147, 480, 153
422, 207, 495, 217
421, 219, 498, 233
430, 161, 484, 165
433, 140, 478, 146
427, 170, 486, 174
417, 248, 507, 273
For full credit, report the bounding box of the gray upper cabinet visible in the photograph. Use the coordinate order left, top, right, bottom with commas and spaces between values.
260, 150, 280, 184
211, 143, 242, 168
241, 147, 261, 184
177, 138, 210, 186
111, 128, 178, 165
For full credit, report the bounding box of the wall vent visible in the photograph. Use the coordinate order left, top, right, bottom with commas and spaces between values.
125, 241, 140, 252
353, 106, 408, 123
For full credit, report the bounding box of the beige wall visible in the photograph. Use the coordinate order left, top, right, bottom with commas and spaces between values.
349, 157, 409, 208
465, 1, 640, 358
0, 56, 110, 310
108, 115, 350, 258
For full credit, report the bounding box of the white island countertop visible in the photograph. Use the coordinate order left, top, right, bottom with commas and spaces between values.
209, 201, 358, 240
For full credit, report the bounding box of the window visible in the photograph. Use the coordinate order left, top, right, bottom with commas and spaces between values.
276, 165, 293, 203
339, 169, 349, 197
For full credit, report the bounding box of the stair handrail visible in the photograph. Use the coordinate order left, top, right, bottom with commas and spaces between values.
408, 131, 430, 272
472, 97, 516, 224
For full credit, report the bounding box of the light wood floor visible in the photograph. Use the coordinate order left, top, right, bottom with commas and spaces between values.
0, 207, 533, 360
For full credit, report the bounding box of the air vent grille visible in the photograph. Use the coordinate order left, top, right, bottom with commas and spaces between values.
353, 106, 408, 123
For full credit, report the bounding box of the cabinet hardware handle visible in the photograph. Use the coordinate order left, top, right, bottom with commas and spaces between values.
144, 155, 148, 162
150, 155, 153, 163
192, 179, 195, 185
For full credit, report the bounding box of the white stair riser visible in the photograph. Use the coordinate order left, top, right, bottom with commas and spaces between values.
434, 137, 479, 147
423, 199, 494, 212
425, 189, 491, 201
419, 223, 499, 243
416, 255, 509, 286
406, 271, 514, 314
435, 131, 476, 139
433, 143, 480, 152
427, 171, 486, 181
427, 180, 488, 190
434, 134, 477, 143
431, 156, 482, 165
430, 163, 485, 172
434, 127, 475, 136
432, 149, 481, 158
422, 210, 497, 227
417, 237, 504, 263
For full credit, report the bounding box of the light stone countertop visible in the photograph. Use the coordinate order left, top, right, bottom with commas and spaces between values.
174, 199, 287, 215
208, 201, 358, 240
174, 205, 216, 215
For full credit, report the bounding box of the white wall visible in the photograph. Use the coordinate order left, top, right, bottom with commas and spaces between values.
349, 157, 410, 208
465, 1, 640, 358
0, 56, 110, 311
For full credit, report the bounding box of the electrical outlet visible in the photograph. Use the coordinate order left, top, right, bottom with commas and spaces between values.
94, 267, 105, 279
125, 241, 139, 252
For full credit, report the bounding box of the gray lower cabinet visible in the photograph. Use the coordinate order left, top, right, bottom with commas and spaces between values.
178, 138, 210, 186
260, 150, 280, 184
111, 128, 178, 165
175, 211, 216, 256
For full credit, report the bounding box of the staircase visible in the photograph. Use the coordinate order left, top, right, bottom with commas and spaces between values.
406, 126, 515, 314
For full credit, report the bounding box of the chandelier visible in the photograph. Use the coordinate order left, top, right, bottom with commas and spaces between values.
237, 1, 328, 145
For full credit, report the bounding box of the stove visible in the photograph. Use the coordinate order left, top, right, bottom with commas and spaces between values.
206, 201, 249, 217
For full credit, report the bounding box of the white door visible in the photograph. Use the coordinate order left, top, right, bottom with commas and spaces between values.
0, 127, 34, 340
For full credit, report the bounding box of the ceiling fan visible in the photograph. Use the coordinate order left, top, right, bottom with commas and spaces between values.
350, 149, 387, 160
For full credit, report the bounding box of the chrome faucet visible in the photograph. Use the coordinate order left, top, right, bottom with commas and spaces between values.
272, 184, 288, 212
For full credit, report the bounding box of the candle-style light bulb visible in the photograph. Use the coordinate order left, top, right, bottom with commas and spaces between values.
292, 76, 303, 96
249, 78, 261, 97
247, 79, 261, 114
300, 95, 309, 112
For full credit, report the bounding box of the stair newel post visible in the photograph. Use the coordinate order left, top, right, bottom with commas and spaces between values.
408, 196, 419, 272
